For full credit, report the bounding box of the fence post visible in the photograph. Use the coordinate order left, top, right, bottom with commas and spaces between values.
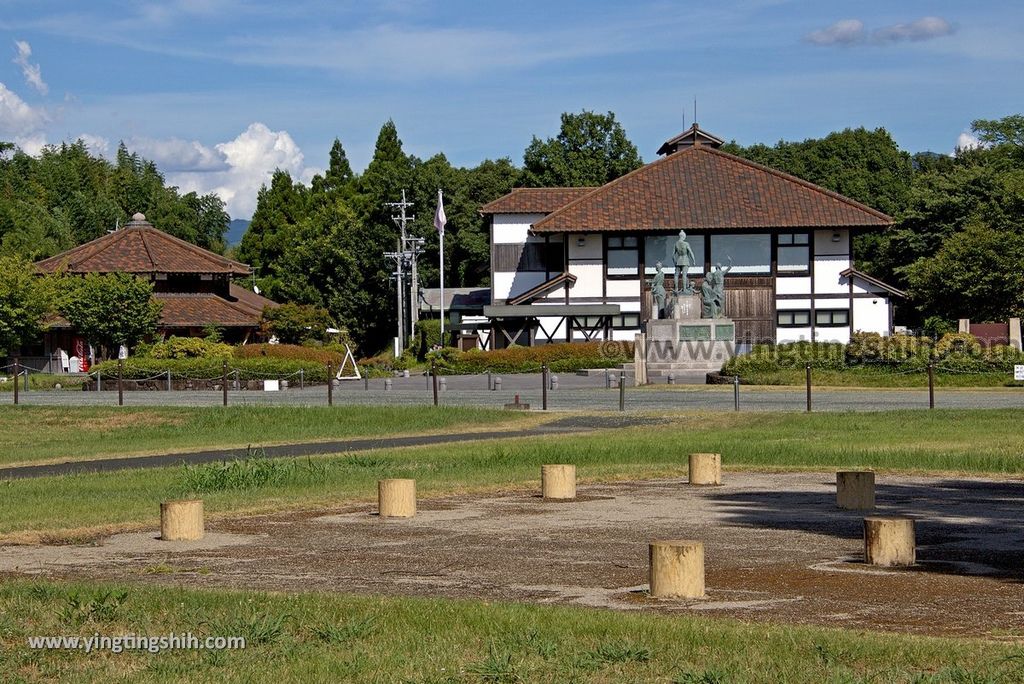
12, 357, 19, 405
619, 370, 626, 411
431, 361, 439, 407
606, 369, 611, 389
805, 364, 811, 413
96, 369, 101, 392
487, 370, 491, 391
542, 364, 548, 411
117, 359, 124, 407
299, 368, 304, 390
221, 360, 228, 407
733, 375, 740, 411
928, 362, 935, 409
22, 366, 28, 392
364, 377, 369, 391
327, 363, 333, 406
167, 369, 172, 392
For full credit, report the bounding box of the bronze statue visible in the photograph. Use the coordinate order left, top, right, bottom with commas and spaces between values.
673, 230, 696, 294
701, 259, 732, 318
652, 262, 667, 317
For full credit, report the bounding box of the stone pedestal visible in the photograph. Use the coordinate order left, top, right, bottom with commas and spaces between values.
649, 540, 705, 598
541, 464, 576, 500
645, 317, 736, 381
160, 500, 204, 541
668, 294, 702, 320
863, 516, 915, 566
378, 479, 416, 518
837, 471, 875, 510
688, 453, 722, 486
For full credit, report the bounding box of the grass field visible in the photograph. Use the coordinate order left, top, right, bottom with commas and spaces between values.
3, 408, 1022, 541
0, 406, 534, 467
2, 580, 1020, 683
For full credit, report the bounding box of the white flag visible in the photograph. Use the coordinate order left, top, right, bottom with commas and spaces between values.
434, 189, 446, 235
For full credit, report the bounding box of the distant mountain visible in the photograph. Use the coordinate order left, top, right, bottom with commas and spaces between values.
227, 219, 250, 246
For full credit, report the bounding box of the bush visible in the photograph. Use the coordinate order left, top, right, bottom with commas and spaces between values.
91, 357, 333, 382
427, 341, 633, 375
146, 336, 234, 360
260, 303, 336, 345
233, 343, 343, 366
412, 319, 442, 359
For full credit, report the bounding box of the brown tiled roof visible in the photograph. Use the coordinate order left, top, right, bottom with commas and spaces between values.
228, 283, 279, 316
155, 293, 262, 328
480, 187, 596, 215
532, 146, 893, 232
35, 217, 251, 276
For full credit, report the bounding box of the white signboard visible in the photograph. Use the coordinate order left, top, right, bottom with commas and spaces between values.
263, 379, 280, 392
1015, 365, 1024, 381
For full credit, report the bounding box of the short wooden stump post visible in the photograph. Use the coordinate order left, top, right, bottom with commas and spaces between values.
541, 464, 576, 500
649, 540, 705, 598
864, 516, 915, 567
837, 471, 875, 510
160, 499, 204, 541
378, 479, 416, 518
688, 453, 721, 486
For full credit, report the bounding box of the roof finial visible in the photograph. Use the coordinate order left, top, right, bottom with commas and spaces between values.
132, 212, 146, 222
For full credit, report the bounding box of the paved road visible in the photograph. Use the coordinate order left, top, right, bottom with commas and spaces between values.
3, 371, 1024, 412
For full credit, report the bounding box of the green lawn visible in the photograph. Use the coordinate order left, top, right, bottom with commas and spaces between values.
3, 409, 1022, 541
0, 406, 535, 467
1, 579, 1019, 683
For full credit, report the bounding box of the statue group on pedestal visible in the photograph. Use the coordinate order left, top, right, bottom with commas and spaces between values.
652, 230, 731, 319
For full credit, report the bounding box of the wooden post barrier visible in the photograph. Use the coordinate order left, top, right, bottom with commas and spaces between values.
618, 370, 626, 411
928, 362, 935, 409
864, 516, 915, 566
688, 453, 721, 486
221, 360, 228, 407
378, 479, 416, 517
649, 540, 705, 598
541, 464, 576, 500
12, 357, 19, 405
117, 358, 124, 406
160, 499, 204, 541
805, 364, 812, 412
837, 471, 875, 510
431, 362, 439, 406
542, 364, 548, 411
327, 363, 333, 406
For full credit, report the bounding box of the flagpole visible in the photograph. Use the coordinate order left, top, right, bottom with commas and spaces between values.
435, 189, 447, 346
440, 227, 445, 343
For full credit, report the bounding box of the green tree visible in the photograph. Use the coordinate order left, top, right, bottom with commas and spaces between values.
0, 256, 53, 355
904, 222, 1024, 321
236, 169, 309, 289
58, 273, 162, 357
260, 302, 336, 345
522, 110, 642, 187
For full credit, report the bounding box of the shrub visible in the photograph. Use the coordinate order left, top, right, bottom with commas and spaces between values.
427, 341, 633, 375
260, 303, 335, 345
412, 319, 442, 359
91, 357, 332, 382
233, 343, 343, 366
147, 336, 234, 360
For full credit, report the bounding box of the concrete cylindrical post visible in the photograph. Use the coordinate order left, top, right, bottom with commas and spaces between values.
863, 516, 915, 567
439, 377, 447, 392
160, 499, 204, 541
667, 373, 675, 385
649, 540, 705, 598
541, 464, 576, 500
493, 377, 502, 391
837, 471, 875, 510
688, 453, 721, 486
378, 479, 416, 518
384, 378, 393, 391
550, 375, 558, 390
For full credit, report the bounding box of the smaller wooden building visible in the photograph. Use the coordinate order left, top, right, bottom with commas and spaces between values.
24, 213, 276, 372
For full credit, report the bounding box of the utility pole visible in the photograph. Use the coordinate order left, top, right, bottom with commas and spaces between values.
383, 190, 422, 351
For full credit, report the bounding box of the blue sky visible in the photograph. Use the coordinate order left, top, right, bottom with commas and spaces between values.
1, 1, 1021, 218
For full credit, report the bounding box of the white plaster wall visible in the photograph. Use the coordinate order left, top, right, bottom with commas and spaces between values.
776, 327, 812, 343
492, 271, 546, 301
776, 298, 811, 310
612, 329, 639, 341
815, 327, 851, 344
814, 228, 850, 257
567, 263, 604, 299
776, 277, 812, 296
567, 233, 602, 260
814, 256, 849, 295
853, 298, 890, 335
605, 279, 640, 299
536, 316, 568, 342
492, 213, 545, 244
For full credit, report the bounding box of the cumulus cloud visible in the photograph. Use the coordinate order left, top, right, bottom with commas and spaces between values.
806, 16, 955, 46
955, 131, 983, 154
0, 81, 47, 137
12, 40, 48, 95
128, 123, 318, 218
76, 133, 110, 157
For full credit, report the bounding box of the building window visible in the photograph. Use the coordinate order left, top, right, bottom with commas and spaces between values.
606, 236, 639, 278
777, 310, 811, 327
644, 234, 705, 276
710, 234, 770, 275
612, 313, 641, 329
815, 309, 850, 327
777, 233, 810, 274
494, 242, 562, 272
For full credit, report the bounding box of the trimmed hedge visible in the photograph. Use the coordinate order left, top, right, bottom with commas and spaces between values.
427, 341, 633, 375
91, 357, 332, 382
233, 343, 344, 366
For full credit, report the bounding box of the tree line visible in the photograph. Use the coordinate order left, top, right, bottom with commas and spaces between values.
2, 112, 1022, 356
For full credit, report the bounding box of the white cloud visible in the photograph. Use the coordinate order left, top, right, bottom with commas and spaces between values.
805, 19, 864, 46
130, 123, 318, 219
954, 131, 983, 154
14, 133, 47, 156
0, 81, 46, 137
12, 40, 48, 95
76, 133, 109, 157
806, 16, 955, 47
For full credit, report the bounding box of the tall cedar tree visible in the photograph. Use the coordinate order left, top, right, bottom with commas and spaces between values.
522, 110, 643, 187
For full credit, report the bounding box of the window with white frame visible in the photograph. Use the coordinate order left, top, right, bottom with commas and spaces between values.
777, 310, 811, 327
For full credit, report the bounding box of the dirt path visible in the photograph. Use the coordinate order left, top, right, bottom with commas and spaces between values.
3, 472, 1022, 639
